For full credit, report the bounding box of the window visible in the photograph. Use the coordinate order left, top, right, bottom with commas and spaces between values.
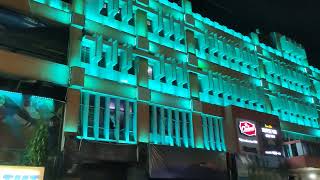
150, 105, 194, 148
81, 46, 90, 63
100, 3, 108, 16
98, 51, 106, 68
194, 38, 199, 50
115, 8, 122, 21
202, 115, 225, 151
147, 19, 153, 33
80, 92, 136, 144
148, 66, 153, 79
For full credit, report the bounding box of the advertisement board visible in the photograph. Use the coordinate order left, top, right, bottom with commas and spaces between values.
236, 117, 282, 156
0, 166, 44, 180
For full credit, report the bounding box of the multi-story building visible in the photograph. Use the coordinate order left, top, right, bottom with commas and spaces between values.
1, 0, 320, 179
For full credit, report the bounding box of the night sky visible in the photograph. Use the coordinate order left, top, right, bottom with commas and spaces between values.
190, 0, 320, 68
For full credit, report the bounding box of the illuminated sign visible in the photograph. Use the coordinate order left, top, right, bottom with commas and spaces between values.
0, 166, 44, 180
265, 151, 282, 156
238, 138, 258, 144
261, 125, 278, 139
239, 121, 256, 137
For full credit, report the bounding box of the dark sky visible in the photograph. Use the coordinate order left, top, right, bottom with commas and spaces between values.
190, 0, 320, 68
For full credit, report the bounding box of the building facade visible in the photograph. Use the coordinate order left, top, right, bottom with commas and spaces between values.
1, 0, 320, 179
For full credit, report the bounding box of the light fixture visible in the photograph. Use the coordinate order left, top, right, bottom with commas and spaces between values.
309, 173, 316, 179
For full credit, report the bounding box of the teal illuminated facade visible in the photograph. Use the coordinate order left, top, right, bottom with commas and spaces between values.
1, 0, 320, 179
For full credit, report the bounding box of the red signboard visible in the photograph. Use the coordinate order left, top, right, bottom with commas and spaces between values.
239, 121, 256, 137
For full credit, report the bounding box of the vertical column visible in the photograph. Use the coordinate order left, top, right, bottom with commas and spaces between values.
63, 88, 81, 134
188, 113, 194, 148
182, 112, 188, 147
72, 0, 84, 15
137, 57, 148, 88
104, 97, 111, 140
68, 27, 83, 67
137, 102, 150, 143
93, 95, 100, 139
201, 115, 209, 149
151, 106, 158, 144
219, 118, 226, 151
186, 30, 195, 55
115, 99, 121, 141
133, 102, 137, 142
160, 107, 165, 144
135, 9, 147, 37
125, 101, 130, 142
135, 9, 149, 51
82, 92, 89, 138
167, 109, 173, 146
189, 72, 199, 99
208, 117, 215, 150
174, 110, 181, 147
214, 117, 222, 151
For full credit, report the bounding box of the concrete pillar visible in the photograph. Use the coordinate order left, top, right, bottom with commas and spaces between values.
186, 29, 195, 54
135, 9, 147, 37
137, 57, 148, 88
68, 27, 83, 66
63, 88, 81, 134
192, 113, 204, 149
71, 0, 84, 15
189, 72, 199, 99
137, 102, 150, 143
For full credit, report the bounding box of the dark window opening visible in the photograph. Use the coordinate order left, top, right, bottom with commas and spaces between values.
115, 9, 122, 21
128, 17, 135, 26
147, 19, 153, 33
128, 66, 135, 75
100, 3, 108, 16
180, 38, 185, 45
160, 76, 166, 83
183, 83, 188, 89
98, 52, 106, 68
205, 47, 209, 54
159, 30, 164, 37
113, 64, 120, 71
172, 80, 177, 86
291, 144, 298, 156
194, 38, 199, 50
170, 34, 175, 41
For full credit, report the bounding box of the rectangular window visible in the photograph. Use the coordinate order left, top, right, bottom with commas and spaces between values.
202, 115, 225, 151
81, 46, 90, 63
80, 92, 137, 144
149, 105, 194, 148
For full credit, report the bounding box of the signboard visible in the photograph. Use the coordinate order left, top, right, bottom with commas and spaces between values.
260, 124, 282, 156
237, 119, 259, 153
236, 119, 282, 156
239, 121, 256, 137
0, 166, 44, 180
